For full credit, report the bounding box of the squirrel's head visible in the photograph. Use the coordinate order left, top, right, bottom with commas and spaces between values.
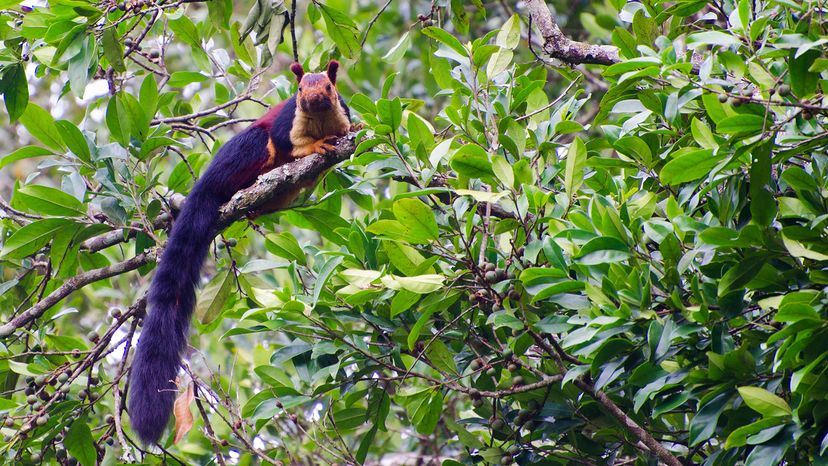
291, 61, 340, 113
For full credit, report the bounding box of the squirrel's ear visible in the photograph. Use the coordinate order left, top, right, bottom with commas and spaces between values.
290, 63, 304, 81
326, 60, 339, 84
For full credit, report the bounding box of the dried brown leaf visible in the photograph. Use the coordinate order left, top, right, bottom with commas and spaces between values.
173, 379, 195, 444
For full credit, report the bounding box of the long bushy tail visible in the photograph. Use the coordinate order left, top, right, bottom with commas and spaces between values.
128, 126, 269, 444
128, 182, 222, 444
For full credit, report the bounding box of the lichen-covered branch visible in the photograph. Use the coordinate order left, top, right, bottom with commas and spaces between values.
524, 0, 620, 65
216, 134, 356, 229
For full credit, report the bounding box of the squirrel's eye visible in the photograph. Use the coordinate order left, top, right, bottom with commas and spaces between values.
298, 86, 303, 92
326, 84, 331, 91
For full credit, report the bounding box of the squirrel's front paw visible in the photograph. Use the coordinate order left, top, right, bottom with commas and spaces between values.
350, 122, 365, 132
292, 138, 337, 158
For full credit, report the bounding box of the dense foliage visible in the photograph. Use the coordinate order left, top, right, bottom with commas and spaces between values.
1, 0, 827, 465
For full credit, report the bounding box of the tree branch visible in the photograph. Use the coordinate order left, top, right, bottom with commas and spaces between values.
0, 252, 154, 337
151, 92, 264, 125
1, 135, 358, 337
215, 134, 357, 229
524, 0, 620, 65
574, 379, 684, 466
528, 330, 684, 466
81, 211, 175, 253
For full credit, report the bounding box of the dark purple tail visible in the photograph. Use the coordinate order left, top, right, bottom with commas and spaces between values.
128, 126, 269, 444
128, 186, 221, 444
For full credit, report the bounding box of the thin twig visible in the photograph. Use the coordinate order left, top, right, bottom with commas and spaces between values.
361, 0, 393, 47
290, 0, 299, 62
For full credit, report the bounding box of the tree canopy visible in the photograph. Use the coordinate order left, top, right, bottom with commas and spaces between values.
1, 0, 827, 465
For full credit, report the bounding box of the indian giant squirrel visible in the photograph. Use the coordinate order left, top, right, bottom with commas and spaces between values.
129, 61, 354, 444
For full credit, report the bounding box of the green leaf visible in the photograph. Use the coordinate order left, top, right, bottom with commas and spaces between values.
367, 219, 410, 241
604, 57, 660, 77
412, 391, 442, 435
196, 270, 235, 324
318, 3, 361, 59
450, 144, 494, 180
564, 137, 587, 198
444, 417, 484, 450
265, 232, 306, 265
575, 236, 630, 265
773, 302, 821, 323
391, 289, 419, 317
612, 27, 639, 58
492, 155, 514, 188
56, 120, 91, 163
393, 198, 438, 242
660, 149, 720, 185
428, 137, 454, 167
791, 352, 828, 393
101, 28, 125, 72
718, 256, 765, 296
2, 63, 28, 122
16, 185, 85, 216
7, 360, 48, 376
520, 268, 568, 283
737, 386, 791, 418
0, 145, 53, 170
425, 340, 457, 374
140, 75, 159, 116
702, 92, 730, 124
333, 407, 366, 431
790, 50, 819, 98
780, 166, 818, 193
356, 423, 378, 463
139, 136, 182, 160
65, 420, 96, 466
691, 117, 718, 149
407, 113, 434, 152
725, 418, 787, 448
472, 45, 498, 68
384, 241, 432, 276
717, 114, 765, 134
312, 255, 343, 307
382, 31, 410, 64
421, 26, 468, 57
376, 97, 402, 131
530, 280, 584, 302
632, 10, 657, 45
689, 391, 730, 446
0, 218, 70, 259
19, 103, 66, 152
808, 58, 828, 73
408, 306, 439, 350
488, 311, 523, 330
168, 71, 210, 87
614, 135, 652, 166
781, 232, 828, 261
106, 92, 149, 145
169, 15, 201, 48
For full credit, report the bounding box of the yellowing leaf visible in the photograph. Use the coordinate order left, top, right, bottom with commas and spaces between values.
737, 386, 791, 418
495, 14, 521, 49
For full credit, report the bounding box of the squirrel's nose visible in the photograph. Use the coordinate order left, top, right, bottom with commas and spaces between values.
306, 95, 333, 111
